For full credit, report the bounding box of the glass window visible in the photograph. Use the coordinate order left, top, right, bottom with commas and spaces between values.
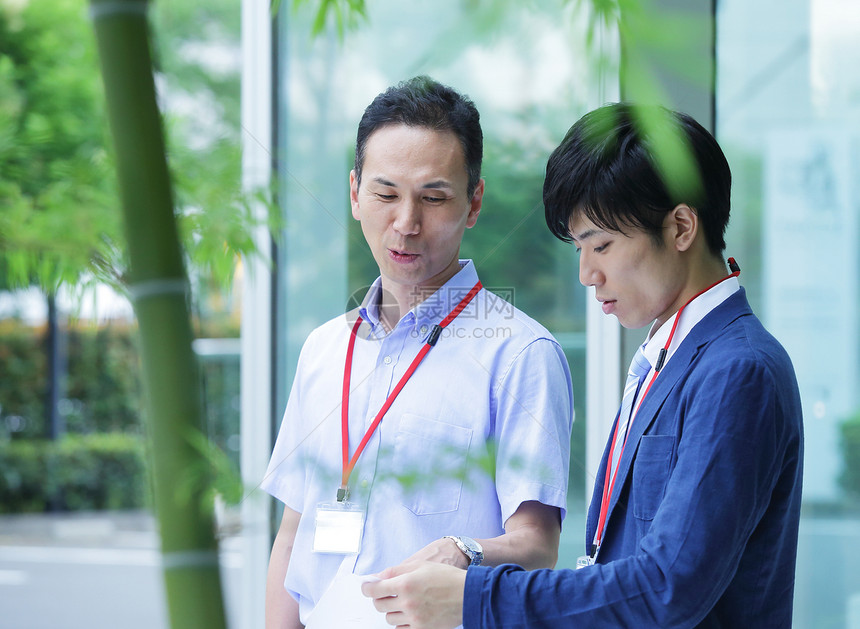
273, 0, 617, 568
717, 0, 860, 625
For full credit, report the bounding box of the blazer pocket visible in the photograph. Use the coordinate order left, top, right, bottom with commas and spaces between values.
393, 414, 473, 516
632, 435, 675, 521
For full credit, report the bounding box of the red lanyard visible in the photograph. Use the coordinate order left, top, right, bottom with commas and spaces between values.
338, 280, 482, 501
590, 259, 740, 559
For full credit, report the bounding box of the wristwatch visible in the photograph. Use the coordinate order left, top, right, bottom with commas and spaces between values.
444, 535, 483, 566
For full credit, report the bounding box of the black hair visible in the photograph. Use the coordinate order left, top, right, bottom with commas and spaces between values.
354, 75, 483, 197
543, 102, 731, 256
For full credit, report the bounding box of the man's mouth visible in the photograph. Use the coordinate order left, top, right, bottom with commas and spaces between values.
388, 248, 419, 263
598, 298, 616, 315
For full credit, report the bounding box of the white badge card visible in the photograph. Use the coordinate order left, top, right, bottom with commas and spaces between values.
313, 502, 365, 554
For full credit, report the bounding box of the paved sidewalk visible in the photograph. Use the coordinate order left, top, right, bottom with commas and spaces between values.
0, 510, 248, 629
0, 510, 159, 549
0, 511, 168, 629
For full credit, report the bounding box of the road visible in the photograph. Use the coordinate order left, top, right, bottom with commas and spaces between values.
0, 512, 240, 629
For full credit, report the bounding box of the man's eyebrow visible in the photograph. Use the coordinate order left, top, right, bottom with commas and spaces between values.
571, 228, 601, 243
371, 176, 397, 187
422, 180, 454, 190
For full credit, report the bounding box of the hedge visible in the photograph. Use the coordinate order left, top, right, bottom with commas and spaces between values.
0, 319, 241, 513
0, 433, 149, 513
0, 320, 142, 439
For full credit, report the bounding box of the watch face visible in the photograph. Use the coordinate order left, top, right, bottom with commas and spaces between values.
459, 536, 483, 565
446, 535, 483, 565
460, 536, 481, 553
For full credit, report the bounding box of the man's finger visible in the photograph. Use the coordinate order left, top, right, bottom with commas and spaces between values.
362, 573, 405, 600
362, 561, 426, 599
361, 578, 390, 599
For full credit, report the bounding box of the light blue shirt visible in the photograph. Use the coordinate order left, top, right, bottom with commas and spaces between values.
261, 260, 574, 624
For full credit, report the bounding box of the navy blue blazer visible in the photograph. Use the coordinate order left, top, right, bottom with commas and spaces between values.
464, 289, 804, 628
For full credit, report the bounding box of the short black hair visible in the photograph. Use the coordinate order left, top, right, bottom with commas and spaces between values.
543, 102, 731, 256
354, 75, 483, 197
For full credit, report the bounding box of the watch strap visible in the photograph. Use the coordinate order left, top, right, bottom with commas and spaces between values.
444, 535, 483, 566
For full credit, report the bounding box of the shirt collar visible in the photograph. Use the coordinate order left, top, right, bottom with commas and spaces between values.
358, 280, 386, 329
642, 276, 740, 369
358, 260, 478, 332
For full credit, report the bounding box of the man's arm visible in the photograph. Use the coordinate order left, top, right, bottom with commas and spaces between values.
398, 500, 560, 570
361, 501, 557, 629
265, 506, 303, 629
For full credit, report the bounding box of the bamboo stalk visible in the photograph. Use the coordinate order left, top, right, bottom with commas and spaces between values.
89, 1, 227, 627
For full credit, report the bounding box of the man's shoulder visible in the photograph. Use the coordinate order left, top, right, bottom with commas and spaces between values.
712, 308, 793, 367
699, 311, 791, 367
692, 310, 801, 419
297, 312, 353, 354
695, 290, 791, 366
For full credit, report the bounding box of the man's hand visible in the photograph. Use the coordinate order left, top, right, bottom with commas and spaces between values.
362, 561, 467, 629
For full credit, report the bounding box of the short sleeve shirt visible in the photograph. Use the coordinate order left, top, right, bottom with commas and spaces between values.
261, 260, 574, 623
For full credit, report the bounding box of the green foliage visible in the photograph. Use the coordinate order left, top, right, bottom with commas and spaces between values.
150, 0, 283, 290
0, 433, 148, 513
51, 433, 149, 511
0, 439, 46, 512
0, 320, 142, 439
64, 324, 143, 434
0, 321, 47, 437
0, 0, 274, 296
0, 0, 122, 290
0, 319, 242, 513
198, 351, 241, 467
630, 104, 704, 207
274, 0, 368, 38
839, 411, 860, 501
180, 428, 243, 511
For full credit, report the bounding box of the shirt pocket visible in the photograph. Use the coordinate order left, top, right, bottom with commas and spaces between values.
393, 414, 473, 516
632, 434, 675, 521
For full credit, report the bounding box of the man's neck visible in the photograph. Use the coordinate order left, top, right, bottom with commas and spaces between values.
688, 257, 735, 300
378, 299, 402, 333
377, 284, 434, 332
377, 263, 464, 331
651, 256, 735, 335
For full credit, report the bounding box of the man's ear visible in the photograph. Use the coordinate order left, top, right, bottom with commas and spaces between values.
668, 203, 698, 252
349, 170, 361, 220
466, 178, 484, 229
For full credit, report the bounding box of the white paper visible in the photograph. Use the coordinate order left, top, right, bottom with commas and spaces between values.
304, 572, 389, 629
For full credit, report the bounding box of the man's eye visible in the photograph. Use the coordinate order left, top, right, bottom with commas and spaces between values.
376, 193, 396, 200
424, 196, 446, 203
594, 243, 610, 253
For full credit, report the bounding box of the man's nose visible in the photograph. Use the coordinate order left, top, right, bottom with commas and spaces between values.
393, 197, 420, 235
578, 253, 602, 287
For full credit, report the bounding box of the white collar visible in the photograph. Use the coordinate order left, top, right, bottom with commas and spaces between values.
642, 277, 740, 371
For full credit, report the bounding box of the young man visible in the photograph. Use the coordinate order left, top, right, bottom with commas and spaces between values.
363, 103, 804, 628
261, 76, 573, 628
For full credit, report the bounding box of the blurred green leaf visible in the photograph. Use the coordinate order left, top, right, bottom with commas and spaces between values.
1, 0, 277, 305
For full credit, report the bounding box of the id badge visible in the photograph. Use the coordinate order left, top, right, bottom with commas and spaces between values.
576, 555, 594, 570
313, 502, 365, 554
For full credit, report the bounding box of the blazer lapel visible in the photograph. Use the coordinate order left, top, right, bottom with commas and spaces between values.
604, 346, 693, 520
604, 289, 754, 525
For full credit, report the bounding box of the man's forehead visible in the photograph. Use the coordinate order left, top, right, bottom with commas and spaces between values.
568, 214, 605, 242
